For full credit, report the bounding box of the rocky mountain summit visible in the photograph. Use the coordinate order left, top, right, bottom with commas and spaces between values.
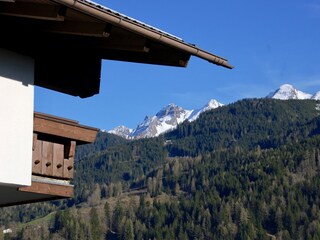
109, 99, 223, 139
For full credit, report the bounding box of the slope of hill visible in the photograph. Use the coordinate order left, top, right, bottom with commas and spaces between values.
75, 131, 128, 161
166, 98, 320, 156
1, 99, 320, 240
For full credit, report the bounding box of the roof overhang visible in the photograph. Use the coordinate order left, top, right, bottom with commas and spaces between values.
0, 0, 232, 98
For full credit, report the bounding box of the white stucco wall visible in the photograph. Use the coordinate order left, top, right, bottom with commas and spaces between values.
0, 48, 34, 187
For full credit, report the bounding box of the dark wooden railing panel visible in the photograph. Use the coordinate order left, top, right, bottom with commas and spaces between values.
32, 139, 75, 180
32, 113, 98, 181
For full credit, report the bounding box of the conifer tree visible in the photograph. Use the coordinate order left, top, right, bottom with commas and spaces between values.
104, 201, 111, 231
90, 207, 101, 240
123, 219, 134, 240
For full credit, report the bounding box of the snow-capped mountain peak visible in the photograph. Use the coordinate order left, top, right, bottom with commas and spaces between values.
188, 99, 224, 122
267, 84, 312, 100
109, 99, 223, 139
128, 103, 192, 139
201, 99, 224, 113
207, 99, 223, 109
156, 103, 186, 119
108, 125, 133, 139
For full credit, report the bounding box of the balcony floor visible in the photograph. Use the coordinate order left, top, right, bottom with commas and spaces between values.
0, 176, 73, 207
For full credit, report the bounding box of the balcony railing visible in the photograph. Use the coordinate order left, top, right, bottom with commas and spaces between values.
0, 112, 98, 207
31, 112, 98, 180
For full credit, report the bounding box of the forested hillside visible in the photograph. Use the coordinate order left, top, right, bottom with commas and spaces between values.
1, 99, 320, 240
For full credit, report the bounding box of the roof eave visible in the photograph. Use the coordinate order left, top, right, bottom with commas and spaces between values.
51, 0, 233, 69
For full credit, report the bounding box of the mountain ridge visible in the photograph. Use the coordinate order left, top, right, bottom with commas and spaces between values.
109, 84, 320, 139
109, 99, 223, 139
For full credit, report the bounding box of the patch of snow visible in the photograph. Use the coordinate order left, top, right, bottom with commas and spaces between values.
267, 84, 312, 100
312, 91, 320, 100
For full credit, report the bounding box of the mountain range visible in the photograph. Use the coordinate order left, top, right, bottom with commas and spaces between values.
108, 99, 223, 139
109, 84, 320, 139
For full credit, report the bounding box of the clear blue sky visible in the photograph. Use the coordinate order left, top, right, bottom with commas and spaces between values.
35, 0, 320, 130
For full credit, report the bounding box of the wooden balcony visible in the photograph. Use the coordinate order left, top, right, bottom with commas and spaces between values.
0, 113, 98, 207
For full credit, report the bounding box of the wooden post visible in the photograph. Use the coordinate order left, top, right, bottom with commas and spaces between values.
32, 134, 42, 174
63, 141, 76, 179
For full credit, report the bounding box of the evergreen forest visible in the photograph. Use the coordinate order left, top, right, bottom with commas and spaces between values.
1, 99, 320, 240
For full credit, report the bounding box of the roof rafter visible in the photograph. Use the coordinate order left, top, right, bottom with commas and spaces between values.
0, 1, 65, 21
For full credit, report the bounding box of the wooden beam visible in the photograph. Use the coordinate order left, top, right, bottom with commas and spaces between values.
41, 31, 151, 53
103, 27, 150, 52
43, 21, 111, 37
101, 48, 190, 67
34, 112, 98, 144
0, 2, 65, 21
19, 181, 73, 198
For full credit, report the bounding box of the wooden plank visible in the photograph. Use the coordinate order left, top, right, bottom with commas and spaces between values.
42, 141, 53, 176
52, 143, 64, 178
63, 157, 74, 179
34, 112, 78, 125
19, 181, 73, 198
62, 141, 76, 179
69, 141, 76, 158
43, 21, 110, 37
32, 133, 37, 151
34, 116, 98, 143
32, 136, 42, 175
